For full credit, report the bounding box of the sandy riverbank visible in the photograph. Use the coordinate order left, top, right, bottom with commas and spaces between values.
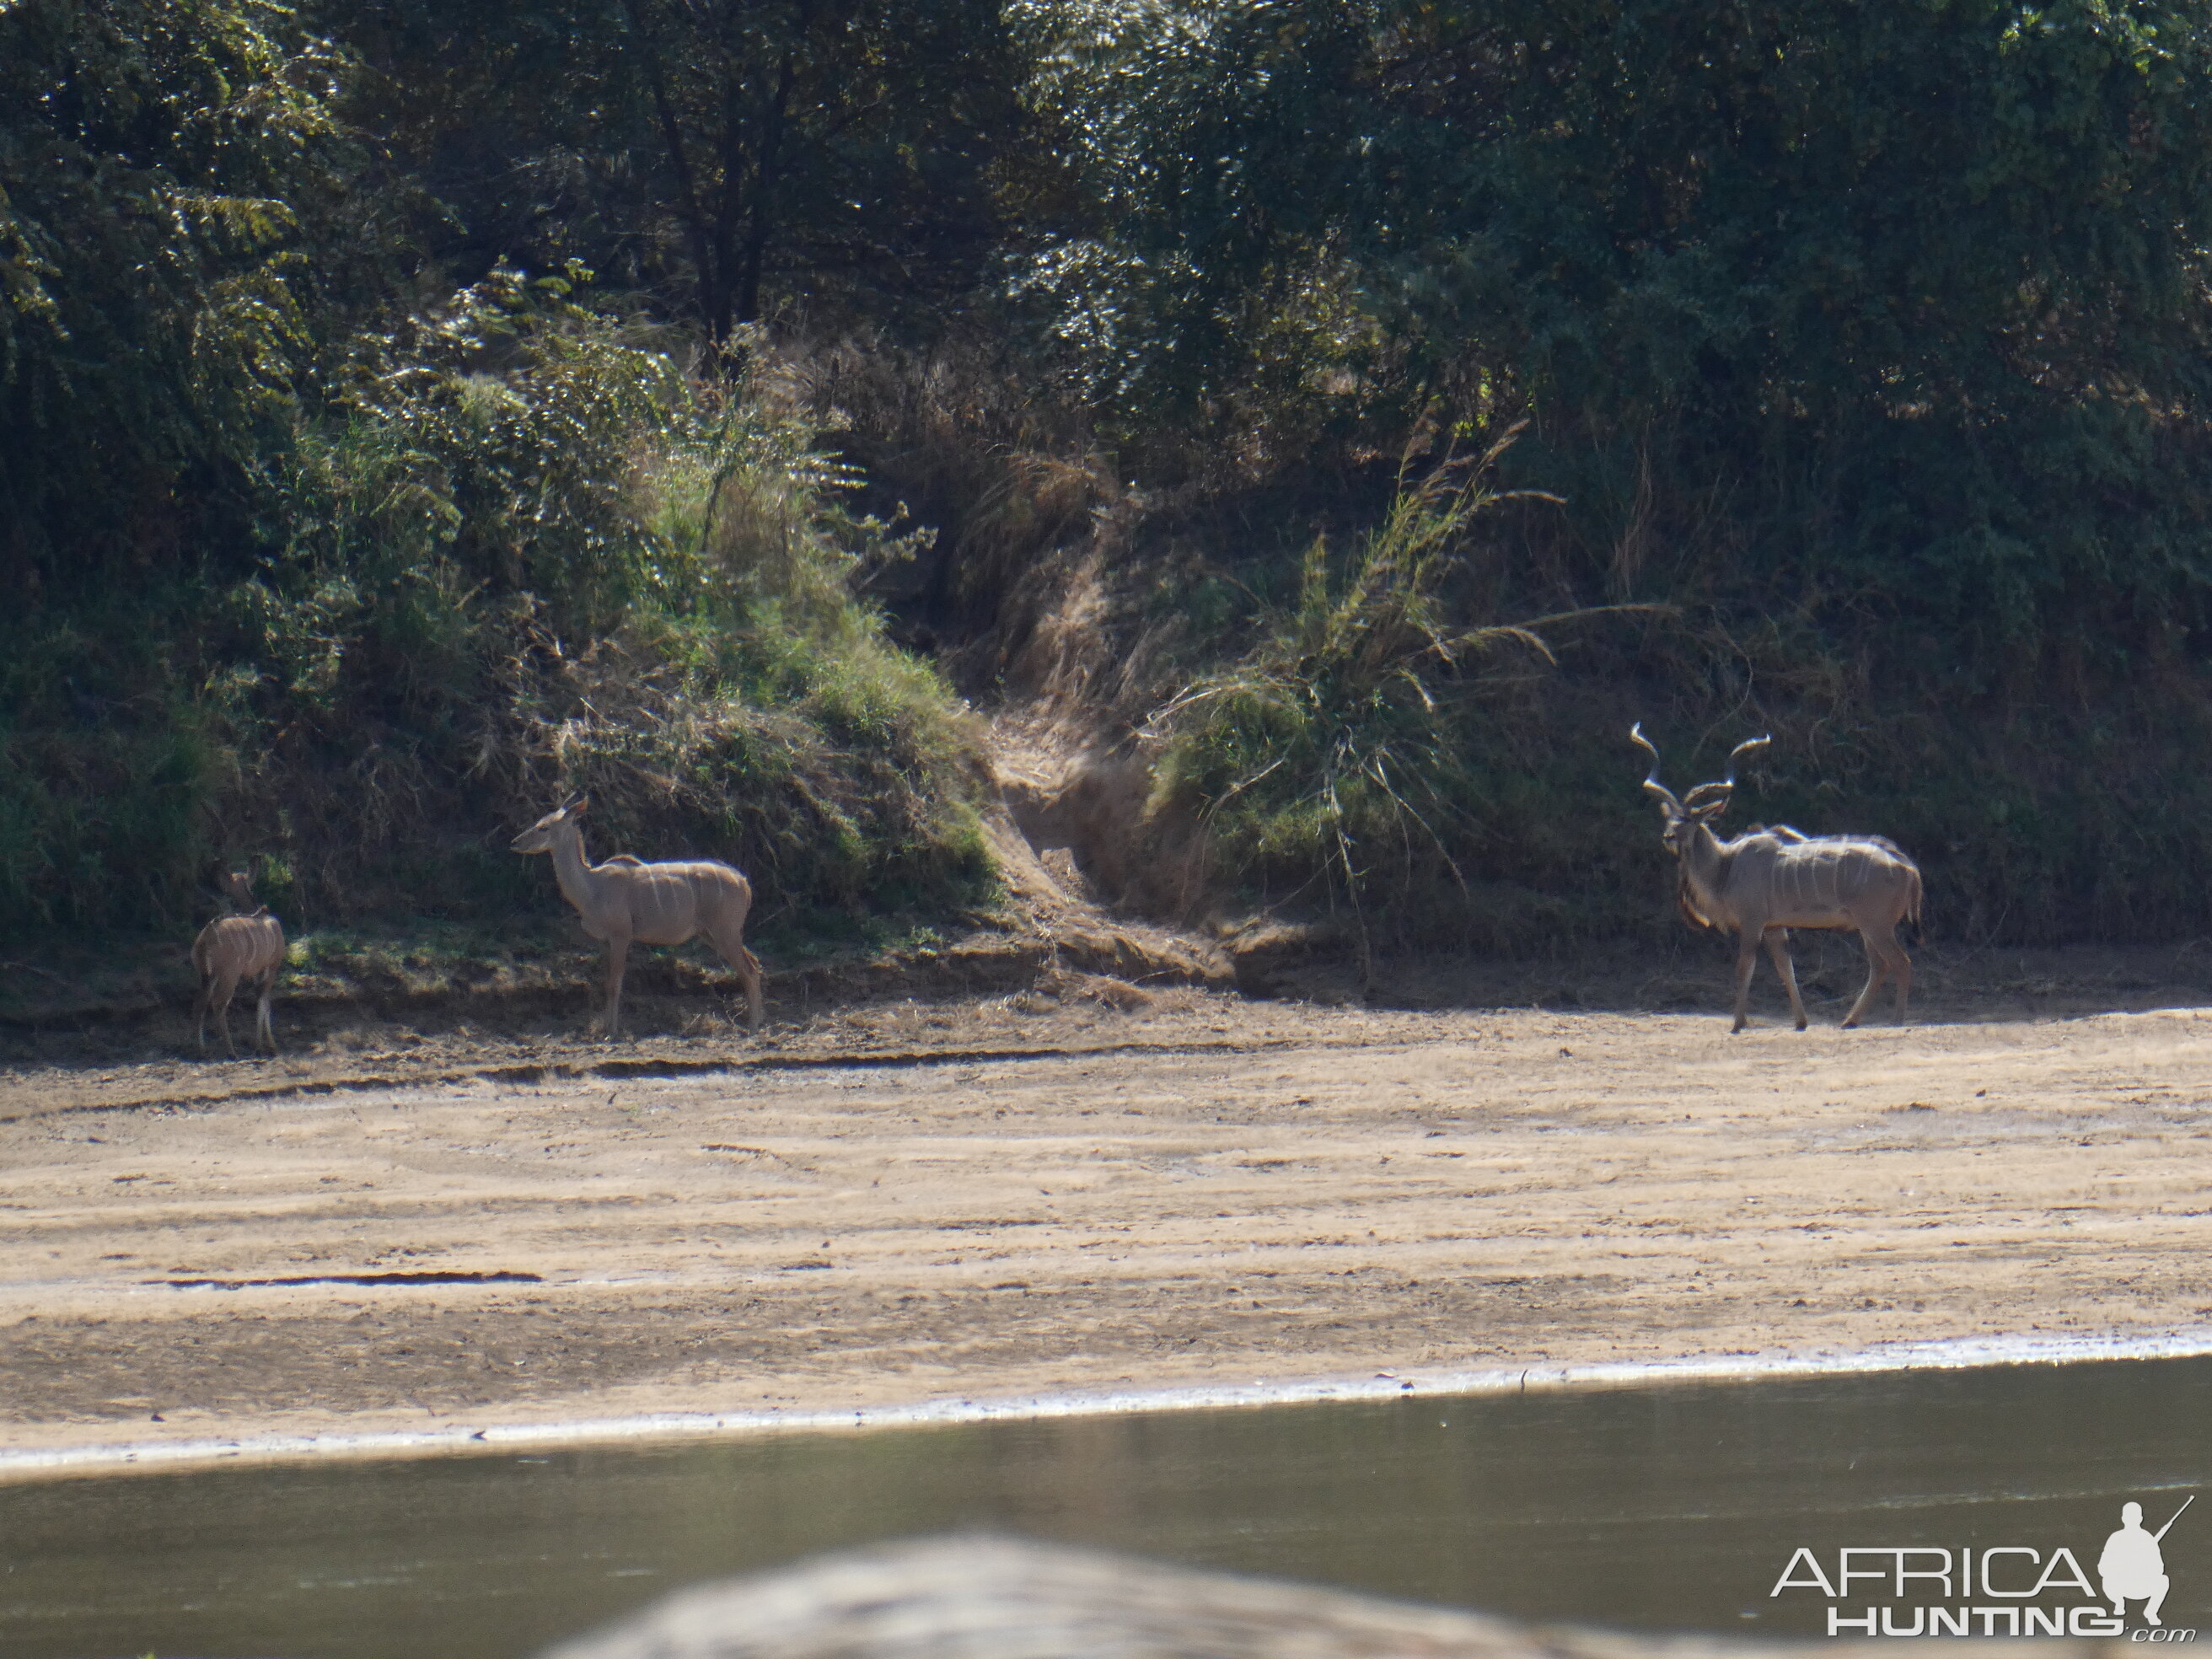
5, 980, 2212, 1474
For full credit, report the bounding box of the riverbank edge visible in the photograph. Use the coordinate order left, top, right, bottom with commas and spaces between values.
7, 1324, 2209, 1486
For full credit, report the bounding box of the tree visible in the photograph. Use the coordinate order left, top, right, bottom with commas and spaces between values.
325, 0, 1029, 337
0, 0, 366, 595
1017, 0, 2212, 674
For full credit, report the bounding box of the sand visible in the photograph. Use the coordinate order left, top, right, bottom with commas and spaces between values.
3, 974, 2211, 1474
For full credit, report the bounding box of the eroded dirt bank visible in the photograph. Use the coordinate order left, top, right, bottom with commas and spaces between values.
5, 980, 2212, 1470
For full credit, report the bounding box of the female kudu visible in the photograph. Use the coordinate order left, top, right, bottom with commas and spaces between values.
191, 870, 285, 1056
511, 796, 765, 1037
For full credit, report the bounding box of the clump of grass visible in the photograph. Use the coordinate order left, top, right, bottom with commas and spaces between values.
1149, 421, 1635, 953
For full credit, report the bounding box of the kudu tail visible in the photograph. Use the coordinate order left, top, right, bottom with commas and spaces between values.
1902, 866, 1925, 948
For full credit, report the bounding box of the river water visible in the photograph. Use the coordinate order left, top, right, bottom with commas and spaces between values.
2, 1354, 2206, 1656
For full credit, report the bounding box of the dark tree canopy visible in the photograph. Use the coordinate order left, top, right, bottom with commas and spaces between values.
325, 0, 1030, 336
0, 0, 365, 591
1018, 0, 2212, 674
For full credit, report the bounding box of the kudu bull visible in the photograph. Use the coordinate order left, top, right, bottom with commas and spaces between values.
511, 795, 765, 1038
1632, 726, 1923, 1033
191, 870, 285, 1056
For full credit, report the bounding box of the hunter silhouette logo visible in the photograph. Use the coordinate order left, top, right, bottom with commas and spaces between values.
1771, 1493, 2197, 1638
2102, 1497, 2191, 1629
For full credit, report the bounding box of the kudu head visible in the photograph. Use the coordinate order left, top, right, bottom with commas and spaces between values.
1630, 724, 1770, 858
220, 869, 265, 914
511, 794, 588, 856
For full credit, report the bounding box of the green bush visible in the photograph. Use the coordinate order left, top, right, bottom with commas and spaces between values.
0, 271, 991, 942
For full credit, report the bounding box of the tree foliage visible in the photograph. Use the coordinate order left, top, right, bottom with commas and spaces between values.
13, 0, 2212, 953
0, 0, 996, 943
325, 0, 1030, 336
1018, 0, 2212, 675
0, 0, 367, 592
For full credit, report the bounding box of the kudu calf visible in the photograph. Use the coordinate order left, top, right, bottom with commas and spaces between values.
1632, 726, 1923, 1033
191, 870, 285, 1056
511, 796, 765, 1038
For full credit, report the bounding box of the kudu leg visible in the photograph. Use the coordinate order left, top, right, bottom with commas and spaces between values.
709, 924, 765, 1032
1730, 937, 1761, 1033
210, 974, 240, 1058
1881, 926, 1914, 1023
739, 946, 764, 1031
1763, 929, 1810, 1031
254, 968, 278, 1055
1842, 932, 1888, 1028
600, 937, 631, 1039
